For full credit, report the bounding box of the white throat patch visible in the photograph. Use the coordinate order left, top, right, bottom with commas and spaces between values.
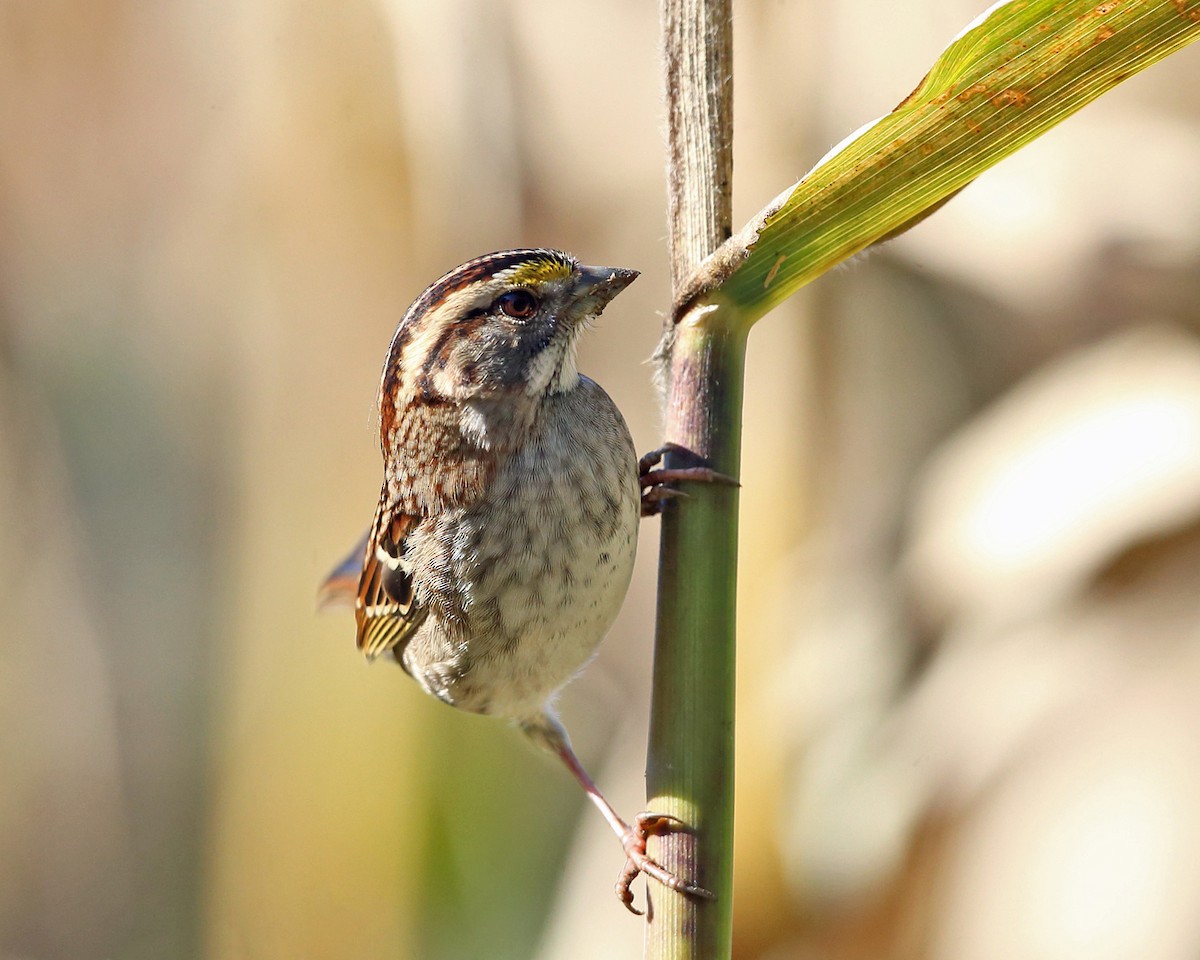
524, 333, 581, 396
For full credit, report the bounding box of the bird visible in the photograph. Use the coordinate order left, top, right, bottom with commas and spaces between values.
319, 248, 716, 913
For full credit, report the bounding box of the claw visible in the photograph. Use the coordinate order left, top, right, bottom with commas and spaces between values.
529, 714, 714, 916
615, 861, 644, 916
638, 443, 739, 517
612, 812, 715, 913
640, 485, 687, 517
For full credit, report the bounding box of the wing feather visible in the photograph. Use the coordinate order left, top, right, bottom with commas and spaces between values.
355, 502, 427, 660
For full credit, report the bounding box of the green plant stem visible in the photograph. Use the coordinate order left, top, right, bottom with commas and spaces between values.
646, 314, 744, 960
649, 0, 735, 956
648, 0, 735, 955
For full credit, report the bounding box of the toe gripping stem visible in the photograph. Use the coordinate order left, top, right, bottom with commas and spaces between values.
527, 715, 714, 915
638, 442, 739, 517
613, 813, 715, 916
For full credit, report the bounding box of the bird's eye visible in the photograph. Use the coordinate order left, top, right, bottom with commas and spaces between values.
497, 289, 538, 319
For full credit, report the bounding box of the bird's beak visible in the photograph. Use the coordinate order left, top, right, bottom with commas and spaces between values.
573, 264, 640, 315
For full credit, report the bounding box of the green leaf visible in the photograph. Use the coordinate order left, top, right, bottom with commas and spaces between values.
692, 0, 1200, 325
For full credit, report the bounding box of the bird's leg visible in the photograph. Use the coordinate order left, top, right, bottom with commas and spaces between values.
521, 716, 713, 915
638, 442, 739, 517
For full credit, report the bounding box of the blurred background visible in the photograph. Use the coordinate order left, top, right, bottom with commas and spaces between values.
3, 1, 1200, 958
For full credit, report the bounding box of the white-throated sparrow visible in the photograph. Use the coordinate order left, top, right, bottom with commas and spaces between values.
321, 248, 713, 912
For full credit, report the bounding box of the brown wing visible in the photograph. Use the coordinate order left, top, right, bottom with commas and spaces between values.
355, 501, 427, 660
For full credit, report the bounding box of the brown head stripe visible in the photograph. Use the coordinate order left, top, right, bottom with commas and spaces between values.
405, 248, 577, 326
378, 249, 575, 435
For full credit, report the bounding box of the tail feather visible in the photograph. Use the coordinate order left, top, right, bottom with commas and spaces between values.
317, 531, 369, 610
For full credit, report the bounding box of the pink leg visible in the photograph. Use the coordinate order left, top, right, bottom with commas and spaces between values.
522, 717, 713, 915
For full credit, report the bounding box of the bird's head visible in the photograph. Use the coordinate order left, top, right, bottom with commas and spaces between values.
380, 249, 638, 415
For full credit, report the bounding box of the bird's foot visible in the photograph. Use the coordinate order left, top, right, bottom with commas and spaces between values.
638, 442, 739, 517
613, 812, 714, 916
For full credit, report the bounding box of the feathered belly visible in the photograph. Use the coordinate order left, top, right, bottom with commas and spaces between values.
402, 397, 639, 719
